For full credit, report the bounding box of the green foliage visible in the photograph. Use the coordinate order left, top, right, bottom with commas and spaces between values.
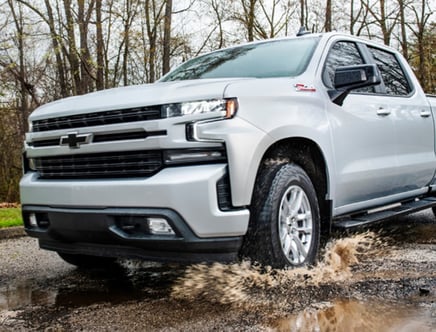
0, 208, 23, 228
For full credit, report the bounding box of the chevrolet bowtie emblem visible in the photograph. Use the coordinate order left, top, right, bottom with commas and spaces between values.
60, 132, 93, 148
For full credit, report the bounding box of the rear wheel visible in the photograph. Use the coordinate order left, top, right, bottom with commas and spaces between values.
58, 253, 118, 269
243, 162, 321, 268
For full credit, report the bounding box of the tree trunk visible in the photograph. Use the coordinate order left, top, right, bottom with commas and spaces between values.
325, 0, 332, 32
214, 0, 224, 48
379, 0, 390, 45
77, 0, 94, 93
123, 0, 131, 86
95, 0, 105, 90
398, 0, 408, 59
145, 0, 159, 82
162, 0, 172, 75
247, 0, 256, 41
300, 0, 305, 27
240, 0, 257, 41
7, 0, 28, 135
64, 0, 82, 95
44, 0, 68, 97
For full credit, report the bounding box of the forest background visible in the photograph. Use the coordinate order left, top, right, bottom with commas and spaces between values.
0, 0, 435, 202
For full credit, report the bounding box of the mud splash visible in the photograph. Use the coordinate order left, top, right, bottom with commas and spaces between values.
171, 232, 380, 308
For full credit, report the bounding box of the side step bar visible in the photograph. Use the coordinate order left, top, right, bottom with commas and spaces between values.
333, 196, 436, 230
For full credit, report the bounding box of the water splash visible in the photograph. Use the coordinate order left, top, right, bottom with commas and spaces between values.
171, 232, 380, 307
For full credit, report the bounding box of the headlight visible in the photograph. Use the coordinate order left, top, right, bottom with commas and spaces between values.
161, 98, 238, 119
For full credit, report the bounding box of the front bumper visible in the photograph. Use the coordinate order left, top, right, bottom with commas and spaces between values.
22, 206, 243, 263
20, 164, 249, 262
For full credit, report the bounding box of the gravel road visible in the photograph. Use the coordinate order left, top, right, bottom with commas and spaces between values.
0, 210, 435, 331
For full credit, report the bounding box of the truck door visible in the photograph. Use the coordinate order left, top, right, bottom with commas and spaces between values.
366, 46, 435, 193
322, 41, 398, 211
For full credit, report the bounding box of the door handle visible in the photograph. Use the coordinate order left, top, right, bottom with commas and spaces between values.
420, 110, 432, 118
377, 107, 391, 116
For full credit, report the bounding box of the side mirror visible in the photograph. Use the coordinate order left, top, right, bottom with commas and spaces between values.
328, 64, 381, 106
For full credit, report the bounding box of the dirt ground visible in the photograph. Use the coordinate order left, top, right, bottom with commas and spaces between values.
0, 210, 435, 331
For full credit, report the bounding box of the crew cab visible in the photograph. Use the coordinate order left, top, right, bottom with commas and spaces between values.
20, 32, 436, 268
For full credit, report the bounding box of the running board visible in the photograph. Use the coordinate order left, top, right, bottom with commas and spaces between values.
333, 197, 436, 229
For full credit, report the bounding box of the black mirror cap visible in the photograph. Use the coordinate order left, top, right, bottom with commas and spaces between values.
329, 64, 381, 106
334, 64, 381, 90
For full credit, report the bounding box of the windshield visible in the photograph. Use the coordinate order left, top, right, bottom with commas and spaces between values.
160, 37, 320, 82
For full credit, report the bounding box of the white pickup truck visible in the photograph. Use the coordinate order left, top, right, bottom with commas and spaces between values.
20, 32, 436, 268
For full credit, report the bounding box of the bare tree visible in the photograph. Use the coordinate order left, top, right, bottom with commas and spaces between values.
95, 0, 104, 90
257, 0, 295, 38
407, 0, 433, 91
349, 0, 371, 36
77, 0, 95, 93
0, 1, 36, 202
63, 0, 82, 94
237, 0, 257, 41
396, 0, 408, 59
325, 0, 332, 32
300, 0, 307, 28
144, 0, 166, 82
362, 0, 400, 45
162, 0, 172, 75
6, 0, 30, 134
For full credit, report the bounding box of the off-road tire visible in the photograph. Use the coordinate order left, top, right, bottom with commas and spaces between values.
242, 162, 321, 268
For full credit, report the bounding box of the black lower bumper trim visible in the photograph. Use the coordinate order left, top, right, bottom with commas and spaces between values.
22, 205, 243, 263
39, 239, 240, 263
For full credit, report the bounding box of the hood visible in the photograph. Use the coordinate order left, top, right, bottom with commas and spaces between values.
30, 78, 248, 121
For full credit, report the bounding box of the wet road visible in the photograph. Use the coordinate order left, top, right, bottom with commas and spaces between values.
0, 210, 435, 331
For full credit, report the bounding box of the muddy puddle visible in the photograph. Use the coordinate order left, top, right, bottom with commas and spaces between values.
0, 262, 184, 311
0, 282, 57, 310
273, 299, 435, 332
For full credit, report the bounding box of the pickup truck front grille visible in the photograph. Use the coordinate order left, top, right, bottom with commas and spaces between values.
33, 150, 163, 179
32, 106, 163, 132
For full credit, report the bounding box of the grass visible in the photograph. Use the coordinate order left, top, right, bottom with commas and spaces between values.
0, 208, 23, 228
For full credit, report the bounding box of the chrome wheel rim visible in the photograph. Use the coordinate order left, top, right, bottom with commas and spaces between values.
278, 185, 313, 265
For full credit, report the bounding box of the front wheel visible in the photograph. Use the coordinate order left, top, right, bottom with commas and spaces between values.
242, 163, 321, 268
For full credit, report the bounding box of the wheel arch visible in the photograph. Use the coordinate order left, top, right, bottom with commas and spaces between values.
254, 137, 332, 235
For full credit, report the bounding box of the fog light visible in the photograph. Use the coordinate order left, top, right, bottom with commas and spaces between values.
147, 218, 175, 235
29, 213, 37, 227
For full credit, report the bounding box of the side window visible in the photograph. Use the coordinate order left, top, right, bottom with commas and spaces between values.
323, 41, 364, 89
367, 47, 411, 96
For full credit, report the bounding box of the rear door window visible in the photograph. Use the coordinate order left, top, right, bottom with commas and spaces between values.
367, 47, 412, 96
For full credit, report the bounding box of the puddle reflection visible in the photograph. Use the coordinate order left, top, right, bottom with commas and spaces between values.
0, 282, 57, 310
0, 261, 185, 310
273, 299, 434, 332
